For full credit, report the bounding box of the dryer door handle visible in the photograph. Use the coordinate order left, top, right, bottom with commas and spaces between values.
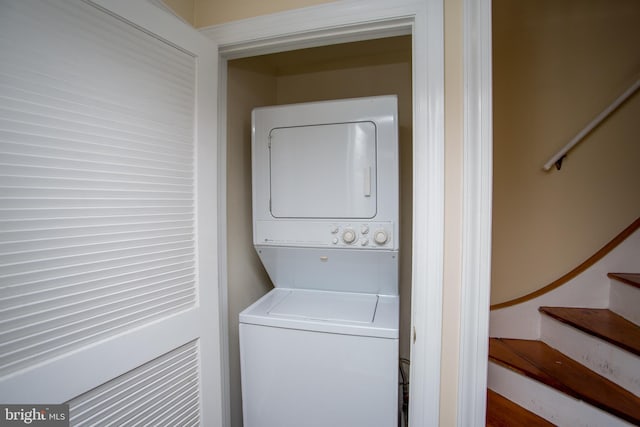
364, 166, 371, 197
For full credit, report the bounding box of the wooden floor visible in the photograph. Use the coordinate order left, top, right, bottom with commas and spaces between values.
539, 306, 640, 355
489, 338, 640, 425
486, 389, 554, 427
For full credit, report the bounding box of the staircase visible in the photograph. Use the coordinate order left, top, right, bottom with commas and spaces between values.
486, 221, 640, 426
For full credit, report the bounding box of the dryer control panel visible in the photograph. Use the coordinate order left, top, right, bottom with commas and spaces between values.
331, 222, 392, 247
254, 220, 394, 249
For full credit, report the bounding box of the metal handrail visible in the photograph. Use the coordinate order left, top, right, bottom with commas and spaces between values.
543, 76, 640, 171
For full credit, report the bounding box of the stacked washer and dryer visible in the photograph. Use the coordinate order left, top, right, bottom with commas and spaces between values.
239, 96, 400, 427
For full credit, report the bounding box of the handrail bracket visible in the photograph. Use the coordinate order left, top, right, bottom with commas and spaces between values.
554, 155, 566, 171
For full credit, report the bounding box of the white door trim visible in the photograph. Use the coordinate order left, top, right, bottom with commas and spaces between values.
200, 1, 446, 425
458, 0, 493, 425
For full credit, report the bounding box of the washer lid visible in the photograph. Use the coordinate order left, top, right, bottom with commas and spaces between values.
240, 288, 399, 339
268, 290, 377, 324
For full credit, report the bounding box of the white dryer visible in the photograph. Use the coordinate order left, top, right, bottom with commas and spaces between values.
240, 96, 400, 427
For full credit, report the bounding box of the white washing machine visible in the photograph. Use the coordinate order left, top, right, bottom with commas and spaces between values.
240, 96, 400, 427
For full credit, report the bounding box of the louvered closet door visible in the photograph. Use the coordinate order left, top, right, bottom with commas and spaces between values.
0, 1, 222, 425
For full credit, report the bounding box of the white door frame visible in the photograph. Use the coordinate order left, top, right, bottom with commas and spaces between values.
458, 0, 493, 425
201, 0, 492, 425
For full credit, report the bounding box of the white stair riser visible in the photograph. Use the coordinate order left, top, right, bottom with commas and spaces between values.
488, 362, 635, 427
540, 315, 640, 396
609, 280, 640, 325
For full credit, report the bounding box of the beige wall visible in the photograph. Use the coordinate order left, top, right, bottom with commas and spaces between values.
194, 0, 336, 27
441, 0, 464, 424
492, 0, 640, 305
226, 58, 276, 427
162, 0, 195, 25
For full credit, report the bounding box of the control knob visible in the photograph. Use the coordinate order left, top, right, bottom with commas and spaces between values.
342, 229, 357, 244
373, 230, 389, 245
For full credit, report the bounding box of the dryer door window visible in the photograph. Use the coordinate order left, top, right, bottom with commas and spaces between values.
269, 122, 377, 219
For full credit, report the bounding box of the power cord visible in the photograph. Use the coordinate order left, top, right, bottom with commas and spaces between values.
399, 357, 410, 427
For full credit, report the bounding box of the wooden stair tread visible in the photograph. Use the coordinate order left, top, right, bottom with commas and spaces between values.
539, 307, 640, 356
489, 338, 640, 425
608, 272, 640, 289
486, 389, 554, 427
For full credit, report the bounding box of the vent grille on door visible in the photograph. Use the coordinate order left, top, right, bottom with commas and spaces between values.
0, 0, 197, 377
68, 341, 200, 426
